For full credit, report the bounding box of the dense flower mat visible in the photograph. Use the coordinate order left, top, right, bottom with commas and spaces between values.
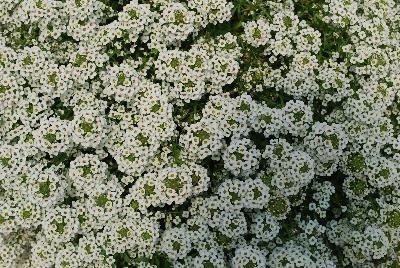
0, 0, 399, 267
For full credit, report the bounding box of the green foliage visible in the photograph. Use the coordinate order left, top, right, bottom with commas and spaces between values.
38, 180, 51, 197
387, 210, 400, 228
267, 196, 289, 217
80, 121, 94, 133
96, 193, 109, 207
51, 98, 74, 120
346, 152, 366, 173
115, 252, 173, 268
348, 178, 368, 197
44, 133, 57, 143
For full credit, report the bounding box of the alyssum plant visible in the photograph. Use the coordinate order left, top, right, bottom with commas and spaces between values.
0, 0, 399, 267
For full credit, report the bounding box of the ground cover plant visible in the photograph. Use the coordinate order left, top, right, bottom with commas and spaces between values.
0, 0, 399, 267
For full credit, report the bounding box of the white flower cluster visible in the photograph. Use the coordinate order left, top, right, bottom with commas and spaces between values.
0, 0, 399, 267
